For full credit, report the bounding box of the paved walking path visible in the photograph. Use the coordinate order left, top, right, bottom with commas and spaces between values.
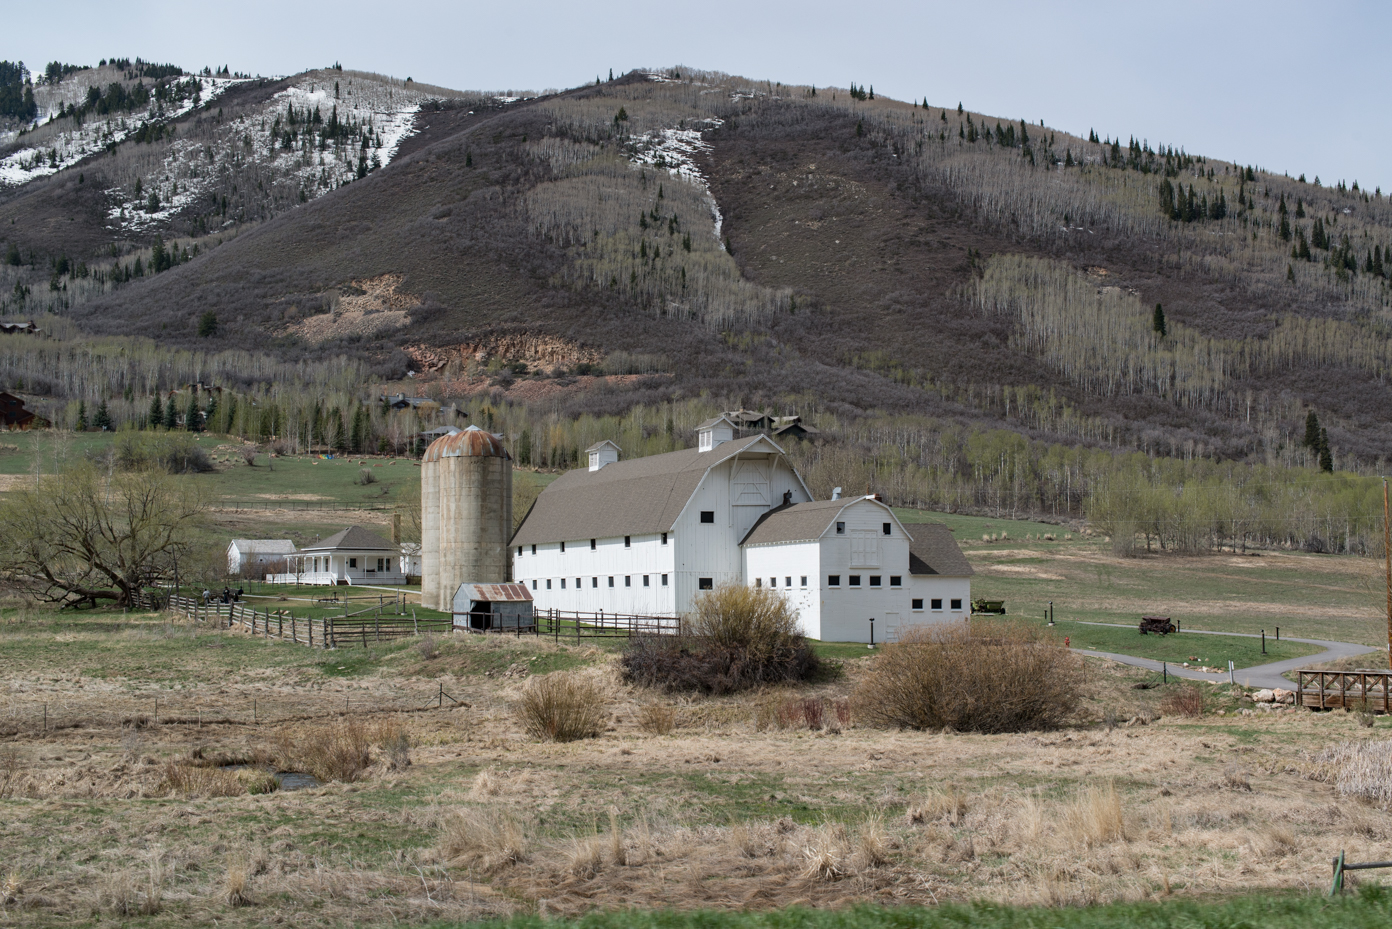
1065, 621, 1376, 690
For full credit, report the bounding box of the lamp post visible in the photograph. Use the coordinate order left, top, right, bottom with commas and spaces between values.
868, 617, 875, 649
1048, 600, 1055, 626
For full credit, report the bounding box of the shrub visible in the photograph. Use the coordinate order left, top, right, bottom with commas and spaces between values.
516, 671, 608, 742
113, 432, 214, 473
356, 468, 377, 485
853, 620, 1082, 733
1159, 684, 1206, 718
620, 584, 819, 694
416, 634, 439, 660
273, 719, 372, 782
636, 703, 676, 735
776, 696, 825, 730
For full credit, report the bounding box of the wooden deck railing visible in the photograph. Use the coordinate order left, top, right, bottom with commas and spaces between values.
1296, 669, 1392, 711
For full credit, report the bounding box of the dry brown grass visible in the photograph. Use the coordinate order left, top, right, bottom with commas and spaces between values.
159, 763, 277, 798
636, 703, 677, 735
854, 620, 1082, 732
516, 671, 609, 742
906, 786, 968, 826
437, 807, 530, 872
222, 858, 251, 907
1062, 781, 1126, 847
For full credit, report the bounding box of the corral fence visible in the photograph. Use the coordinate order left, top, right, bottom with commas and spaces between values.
458, 608, 681, 641
145, 593, 453, 649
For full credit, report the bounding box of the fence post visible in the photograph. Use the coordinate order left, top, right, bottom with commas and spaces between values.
308, 617, 313, 648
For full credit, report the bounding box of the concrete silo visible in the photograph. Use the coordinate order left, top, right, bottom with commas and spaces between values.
421, 426, 513, 613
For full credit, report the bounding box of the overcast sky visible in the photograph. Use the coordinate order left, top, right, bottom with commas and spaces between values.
11, 0, 1390, 190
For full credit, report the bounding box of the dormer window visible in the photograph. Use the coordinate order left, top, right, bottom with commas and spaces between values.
697, 415, 735, 452
587, 440, 621, 471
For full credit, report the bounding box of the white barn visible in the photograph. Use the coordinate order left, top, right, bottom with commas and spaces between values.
510, 416, 972, 642
227, 539, 296, 577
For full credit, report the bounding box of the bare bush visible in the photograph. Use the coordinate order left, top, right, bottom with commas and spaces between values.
273, 719, 372, 782
240, 446, 259, 467
356, 468, 377, 485
620, 585, 818, 694
775, 697, 825, 731
636, 703, 676, 735
1159, 685, 1206, 718
854, 620, 1082, 733
416, 635, 439, 660
516, 671, 608, 742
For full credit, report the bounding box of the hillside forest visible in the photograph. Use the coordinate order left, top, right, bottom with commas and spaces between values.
2, 63, 1392, 557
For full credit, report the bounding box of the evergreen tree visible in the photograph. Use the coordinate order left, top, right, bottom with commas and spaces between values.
1303, 410, 1321, 449
162, 395, 179, 430
75, 400, 87, 431
1318, 429, 1333, 472
1152, 304, 1166, 338
350, 405, 366, 452
184, 393, 200, 431
148, 393, 163, 430
518, 428, 532, 465
1287, 263, 1295, 282
93, 399, 112, 431
1278, 211, 1291, 241
204, 393, 218, 433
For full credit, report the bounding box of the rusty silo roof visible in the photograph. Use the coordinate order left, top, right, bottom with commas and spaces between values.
422, 425, 511, 462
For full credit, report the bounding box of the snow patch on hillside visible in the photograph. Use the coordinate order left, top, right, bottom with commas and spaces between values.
629, 119, 726, 244
0, 77, 243, 187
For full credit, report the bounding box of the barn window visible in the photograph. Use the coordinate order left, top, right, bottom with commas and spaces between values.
592, 577, 598, 588
531, 544, 536, 555
560, 541, 566, 553
869, 576, 881, 587
590, 539, 596, 550
799, 576, 806, 587
546, 579, 552, 589
608, 576, 614, 587
890, 576, 902, 587
769, 577, 777, 588
828, 575, 841, 587
661, 574, 668, 586
882, 522, 891, 535
700, 511, 715, 524
931, 598, 943, 611
836, 522, 845, 534
661, 532, 668, 544
560, 579, 566, 588
755, 578, 762, 587
531, 580, 537, 590
643, 575, 650, 587
912, 598, 923, 611
517, 546, 522, 557
625, 576, 631, 587
849, 575, 861, 587
624, 536, 631, 548
951, 598, 962, 610
576, 578, 581, 589
785, 577, 792, 587
698, 577, 713, 589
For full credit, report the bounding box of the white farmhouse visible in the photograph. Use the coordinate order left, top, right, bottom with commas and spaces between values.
226, 539, 296, 577
511, 416, 973, 642
264, 526, 408, 586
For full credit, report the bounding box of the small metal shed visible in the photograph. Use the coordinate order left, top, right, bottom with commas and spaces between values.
452, 583, 534, 631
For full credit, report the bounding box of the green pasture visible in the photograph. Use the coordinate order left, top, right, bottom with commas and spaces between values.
1023, 618, 1320, 669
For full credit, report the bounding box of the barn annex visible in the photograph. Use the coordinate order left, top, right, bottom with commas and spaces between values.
510, 415, 971, 643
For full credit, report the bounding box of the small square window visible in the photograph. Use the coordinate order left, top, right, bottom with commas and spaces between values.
643, 575, 650, 587
698, 577, 714, 589
951, 598, 962, 610
769, 577, 776, 588
661, 574, 668, 586
700, 511, 715, 524
592, 577, 598, 588
912, 598, 923, 611
800, 576, 807, 587
836, 521, 845, 535
546, 579, 552, 589
785, 577, 792, 587
755, 578, 762, 587
661, 532, 668, 545
624, 535, 631, 548
576, 578, 581, 589
931, 598, 943, 610
849, 575, 861, 587
828, 575, 841, 587
883, 522, 891, 535
531, 579, 537, 590
869, 576, 881, 587
531, 544, 536, 555
625, 576, 631, 587
590, 539, 596, 550
349, 557, 357, 568
890, 576, 902, 587
608, 576, 614, 587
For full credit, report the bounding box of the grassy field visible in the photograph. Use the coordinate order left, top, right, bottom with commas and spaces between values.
4, 600, 1392, 926
1020, 619, 1321, 670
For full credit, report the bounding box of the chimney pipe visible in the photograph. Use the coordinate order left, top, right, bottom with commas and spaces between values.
831, 487, 842, 500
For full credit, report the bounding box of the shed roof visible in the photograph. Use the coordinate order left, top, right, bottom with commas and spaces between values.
228, 539, 297, 555
512, 434, 797, 545
456, 583, 533, 604
906, 523, 974, 577
299, 526, 397, 553
739, 498, 856, 545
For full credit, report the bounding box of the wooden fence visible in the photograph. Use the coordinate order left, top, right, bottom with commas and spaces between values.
531, 608, 682, 640
1296, 669, 1392, 711
150, 594, 453, 649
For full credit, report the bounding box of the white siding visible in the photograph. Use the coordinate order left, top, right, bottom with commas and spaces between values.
906, 576, 972, 630
743, 542, 821, 637
513, 534, 678, 615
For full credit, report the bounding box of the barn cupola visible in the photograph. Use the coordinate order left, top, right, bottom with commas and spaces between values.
586, 440, 622, 471
696, 414, 737, 452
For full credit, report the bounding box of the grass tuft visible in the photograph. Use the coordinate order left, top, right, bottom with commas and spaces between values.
516, 671, 609, 742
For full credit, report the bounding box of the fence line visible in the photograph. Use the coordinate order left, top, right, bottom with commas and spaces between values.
144, 593, 453, 649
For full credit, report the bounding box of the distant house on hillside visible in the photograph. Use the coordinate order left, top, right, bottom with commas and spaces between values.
0, 391, 49, 430
0, 321, 42, 336
722, 409, 822, 441
381, 393, 437, 411
227, 539, 297, 576
265, 526, 407, 585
